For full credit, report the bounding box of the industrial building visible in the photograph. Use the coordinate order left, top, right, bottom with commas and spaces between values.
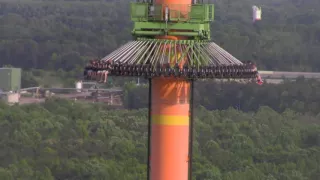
0, 68, 21, 92
0, 67, 22, 104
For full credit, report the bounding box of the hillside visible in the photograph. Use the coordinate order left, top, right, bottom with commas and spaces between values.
1, 0, 320, 71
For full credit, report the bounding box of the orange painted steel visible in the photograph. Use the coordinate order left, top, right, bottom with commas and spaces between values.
155, 0, 192, 4
156, 35, 188, 68
150, 1, 192, 180
151, 77, 190, 180
154, 0, 192, 20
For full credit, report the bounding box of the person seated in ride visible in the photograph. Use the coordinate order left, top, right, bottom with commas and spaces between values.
102, 64, 109, 83
84, 61, 91, 78
256, 74, 263, 85
246, 61, 263, 85
245, 61, 257, 72
251, 64, 257, 72
99, 59, 113, 83
97, 62, 103, 82
86, 59, 96, 79
93, 60, 102, 80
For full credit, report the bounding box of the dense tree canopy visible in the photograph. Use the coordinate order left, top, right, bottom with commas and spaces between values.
0, 99, 319, 179
122, 78, 320, 115
1, 0, 320, 71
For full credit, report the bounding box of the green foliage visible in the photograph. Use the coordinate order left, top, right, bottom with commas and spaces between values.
0, 99, 319, 179
122, 78, 320, 115
1, 0, 320, 71
0, 0, 132, 70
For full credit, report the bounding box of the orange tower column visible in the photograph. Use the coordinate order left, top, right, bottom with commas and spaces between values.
150, 77, 191, 180
149, 0, 193, 179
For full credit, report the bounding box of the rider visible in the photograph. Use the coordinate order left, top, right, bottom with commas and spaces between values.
247, 61, 263, 85
101, 59, 112, 83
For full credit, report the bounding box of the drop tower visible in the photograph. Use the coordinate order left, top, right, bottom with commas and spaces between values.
84, 0, 260, 179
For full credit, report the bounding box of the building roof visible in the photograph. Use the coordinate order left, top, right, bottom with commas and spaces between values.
0, 68, 21, 70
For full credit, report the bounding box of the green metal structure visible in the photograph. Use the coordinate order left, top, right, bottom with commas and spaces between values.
0, 68, 21, 92
130, 2, 214, 40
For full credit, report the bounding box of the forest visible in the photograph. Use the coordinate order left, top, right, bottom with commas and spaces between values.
0, 0, 320, 179
123, 78, 320, 115
0, 99, 319, 179
1, 0, 320, 72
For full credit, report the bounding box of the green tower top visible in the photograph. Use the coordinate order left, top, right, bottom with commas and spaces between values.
130, 1, 214, 40
83, 1, 261, 83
